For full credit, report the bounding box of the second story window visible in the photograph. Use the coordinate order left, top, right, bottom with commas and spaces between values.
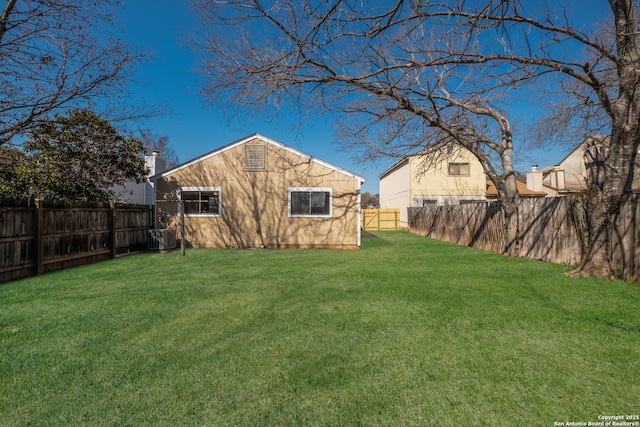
448, 162, 470, 176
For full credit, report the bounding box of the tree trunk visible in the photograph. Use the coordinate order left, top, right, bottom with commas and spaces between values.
0, 0, 17, 46
568, 193, 615, 279
567, 0, 640, 280
569, 129, 638, 280
497, 144, 520, 257
500, 173, 520, 257
485, 161, 520, 257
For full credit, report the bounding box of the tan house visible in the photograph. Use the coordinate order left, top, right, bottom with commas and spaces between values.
151, 134, 365, 249
379, 145, 487, 227
526, 135, 640, 196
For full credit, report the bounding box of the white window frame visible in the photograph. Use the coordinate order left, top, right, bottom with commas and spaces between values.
288, 187, 333, 218
180, 186, 222, 217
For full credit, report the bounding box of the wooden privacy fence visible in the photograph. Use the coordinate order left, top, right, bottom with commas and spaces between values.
361, 208, 400, 230
0, 199, 152, 283
409, 195, 640, 283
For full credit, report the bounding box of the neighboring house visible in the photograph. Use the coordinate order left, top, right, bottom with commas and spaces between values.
525, 135, 640, 196
150, 133, 365, 249
379, 145, 487, 227
486, 179, 546, 200
115, 151, 166, 205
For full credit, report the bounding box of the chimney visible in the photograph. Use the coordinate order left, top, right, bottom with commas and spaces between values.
526, 164, 543, 192
145, 151, 166, 177
550, 165, 565, 190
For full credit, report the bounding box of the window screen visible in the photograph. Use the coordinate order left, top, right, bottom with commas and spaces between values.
289, 189, 331, 216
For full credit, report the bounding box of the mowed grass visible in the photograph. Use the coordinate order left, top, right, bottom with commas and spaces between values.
1, 231, 638, 426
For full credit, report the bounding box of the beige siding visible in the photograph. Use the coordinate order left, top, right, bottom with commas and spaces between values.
379, 159, 411, 227
542, 136, 639, 194
409, 149, 486, 204
547, 148, 586, 191
379, 147, 486, 227
155, 137, 361, 249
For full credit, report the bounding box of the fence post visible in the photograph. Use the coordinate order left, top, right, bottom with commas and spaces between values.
110, 202, 117, 259
35, 199, 44, 276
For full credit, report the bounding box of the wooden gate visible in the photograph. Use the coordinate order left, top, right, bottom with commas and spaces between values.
361, 208, 400, 230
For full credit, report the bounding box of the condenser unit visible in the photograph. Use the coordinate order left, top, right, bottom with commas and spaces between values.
148, 229, 177, 251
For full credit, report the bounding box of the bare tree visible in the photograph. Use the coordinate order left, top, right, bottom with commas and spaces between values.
412, 0, 639, 279
0, 0, 154, 146
138, 130, 180, 169
190, 0, 524, 254
190, 0, 640, 279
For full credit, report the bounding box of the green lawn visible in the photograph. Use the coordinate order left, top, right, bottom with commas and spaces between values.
1, 231, 638, 426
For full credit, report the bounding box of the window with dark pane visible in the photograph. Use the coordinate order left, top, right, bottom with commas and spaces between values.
310, 191, 330, 214
201, 191, 220, 214
182, 191, 200, 214
289, 190, 331, 216
290, 191, 310, 215
181, 189, 221, 215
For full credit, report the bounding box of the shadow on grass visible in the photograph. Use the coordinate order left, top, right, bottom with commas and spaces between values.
523, 281, 640, 334
360, 231, 380, 239
360, 230, 393, 248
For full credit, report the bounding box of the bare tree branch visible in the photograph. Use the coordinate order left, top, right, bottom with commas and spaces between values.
0, 0, 157, 146
190, 0, 640, 278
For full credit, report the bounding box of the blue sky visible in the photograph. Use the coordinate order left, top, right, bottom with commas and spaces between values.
116, 0, 606, 194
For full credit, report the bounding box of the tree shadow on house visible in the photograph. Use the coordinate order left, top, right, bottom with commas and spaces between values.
153, 136, 362, 250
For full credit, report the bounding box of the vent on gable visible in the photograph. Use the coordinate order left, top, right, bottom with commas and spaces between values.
245, 144, 266, 170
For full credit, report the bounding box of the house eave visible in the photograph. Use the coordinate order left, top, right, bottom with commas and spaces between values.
149, 133, 365, 184
379, 158, 410, 180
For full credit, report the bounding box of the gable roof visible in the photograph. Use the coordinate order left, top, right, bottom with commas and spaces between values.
553, 135, 610, 169
379, 158, 410, 180
485, 180, 546, 198
150, 133, 365, 183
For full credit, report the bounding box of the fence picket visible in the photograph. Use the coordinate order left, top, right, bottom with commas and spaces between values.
409, 196, 640, 284
0, 199, 152, 283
